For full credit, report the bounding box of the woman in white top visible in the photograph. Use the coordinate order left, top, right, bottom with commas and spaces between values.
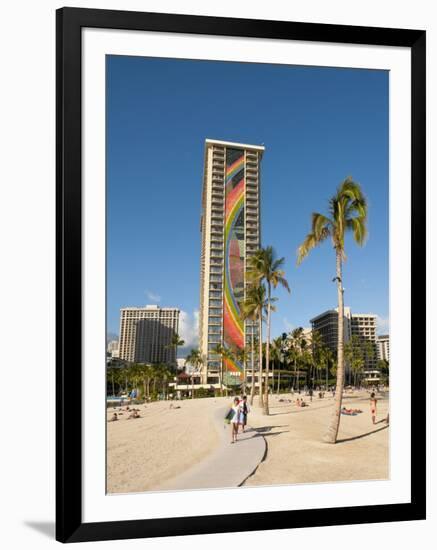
230, 397, 242, 443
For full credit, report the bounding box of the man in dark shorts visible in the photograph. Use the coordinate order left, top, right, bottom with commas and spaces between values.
240, 395, 250, 432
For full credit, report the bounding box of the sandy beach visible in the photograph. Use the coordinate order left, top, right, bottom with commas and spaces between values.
245, 390, 389, 487
107, 390, 389, 493
107, 397, 224, 493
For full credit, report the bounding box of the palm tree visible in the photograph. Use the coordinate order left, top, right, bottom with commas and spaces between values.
235, 345, 250, 396
185, 348, 204, 398
288, 327, 305, 390
167, 333, 185, 365
270, 336, 283, 395
297, 177, 367, 443
106, 366, 117, 396
248, 247, 290, 415
240, 284, 268, 407
137, 363, 152, 399
311, 330, 328, 387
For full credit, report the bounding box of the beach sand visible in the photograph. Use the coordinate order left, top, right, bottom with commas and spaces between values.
245, 390, 389, 487
106, 391, 389, 493
106, 397, 224, 493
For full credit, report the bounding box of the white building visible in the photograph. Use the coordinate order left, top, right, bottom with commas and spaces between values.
350, 313, 378, 371
377, 334, 390, 362
107, 339, 119, 358
118, 305, 180, 365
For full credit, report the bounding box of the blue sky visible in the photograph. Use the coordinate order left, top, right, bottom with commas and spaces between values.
107, 55, 389, 351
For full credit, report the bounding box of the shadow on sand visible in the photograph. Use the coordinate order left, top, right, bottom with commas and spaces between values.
336, 424, 389, 444
253, 430, 289, 439
252, 425, 288, 433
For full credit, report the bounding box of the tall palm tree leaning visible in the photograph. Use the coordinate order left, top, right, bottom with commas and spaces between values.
248, 246, 290, 415
240, 284, 268, 407
297, 177, 368, 443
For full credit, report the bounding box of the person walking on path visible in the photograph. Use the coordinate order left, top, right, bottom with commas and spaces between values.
370, 392, 377, 424
240, 395, 250, 433
227, 397, 242, 443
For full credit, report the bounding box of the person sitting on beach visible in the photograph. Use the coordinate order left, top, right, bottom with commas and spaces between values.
300, 399, 308, 407
127, 410, 140, 419
109, 413, 118, 422
296, 398, 301, 407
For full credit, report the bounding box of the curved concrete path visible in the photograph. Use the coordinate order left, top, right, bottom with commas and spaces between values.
154, 406, 266, 491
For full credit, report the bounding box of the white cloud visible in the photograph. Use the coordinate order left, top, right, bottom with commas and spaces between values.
145, 290, 161, 303
179, 310, 199, 349
376, 315, 390, 334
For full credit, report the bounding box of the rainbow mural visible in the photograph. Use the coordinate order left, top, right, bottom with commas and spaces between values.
223, 149, 245, 379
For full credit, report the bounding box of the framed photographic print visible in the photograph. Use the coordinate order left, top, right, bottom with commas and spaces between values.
56, 7, 426, 543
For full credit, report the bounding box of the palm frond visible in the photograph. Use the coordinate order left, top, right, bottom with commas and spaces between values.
311, 212, 332, 240
346, 216, 367, 245
297, 232, 318, 265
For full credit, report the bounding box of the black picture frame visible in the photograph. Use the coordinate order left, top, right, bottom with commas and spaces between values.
56, 7, 426, 543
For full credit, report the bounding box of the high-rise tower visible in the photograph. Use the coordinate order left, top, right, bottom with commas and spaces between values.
199, 139, 264, 385
118, 305, 180, 365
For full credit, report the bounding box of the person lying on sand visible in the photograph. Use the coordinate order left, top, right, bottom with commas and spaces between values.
341, 407, 363, 415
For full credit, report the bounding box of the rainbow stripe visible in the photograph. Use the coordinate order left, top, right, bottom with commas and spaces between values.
223, 150, 245, 376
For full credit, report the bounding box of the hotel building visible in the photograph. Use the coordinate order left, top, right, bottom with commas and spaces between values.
199, 139, 264, 385
351, 313, 378, 371
310, 307, 378, 372
377, 334, 390, 363
310, 307, 353, 352
118, 305, 180, 365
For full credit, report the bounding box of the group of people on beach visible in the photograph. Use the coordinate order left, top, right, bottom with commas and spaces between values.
108, 406, 142, 422
226, 395, 250, 444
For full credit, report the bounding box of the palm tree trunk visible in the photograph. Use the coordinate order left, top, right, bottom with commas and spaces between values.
263, 283, 271, 415
277, 366, 281, 394
250, 326, 256, 406
242, 356, 246, 396
258, 314, 264, 408
271, 359, 275, 398
220, 362, 223, 397
323, 250, 345, 443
